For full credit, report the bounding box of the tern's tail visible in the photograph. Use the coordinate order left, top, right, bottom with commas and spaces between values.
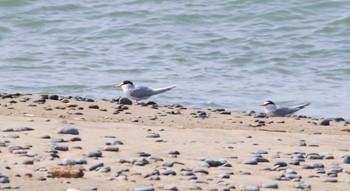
153, 86, 176, 95
296, 102, 311, 110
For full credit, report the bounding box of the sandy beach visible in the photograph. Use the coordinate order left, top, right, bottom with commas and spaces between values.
0, 94, 349, 191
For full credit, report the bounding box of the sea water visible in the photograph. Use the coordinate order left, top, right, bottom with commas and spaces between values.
1, 0, 349, 118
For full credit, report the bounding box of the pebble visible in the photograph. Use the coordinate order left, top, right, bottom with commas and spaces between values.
306, 153, 324, 160
89, 162, 104, 171
133, 159, 149, 166
256, 157, 269, 163
87, 150, 102, 158
262, 182, 278, 189
161, 169, 177, 176
192, 168, 209, 175
81, 187, 98, 191
273, 161, 287, 167
133, 187, 155, 191
239, 184, 260, 191
70, 137, 82, 142
4, 134, 20, 139
41, 135, 51, 139
119, 97, 133, 105
255, 149, 268, 154
104, 146, 119, 152
319, 119, 331, 126
2, 128, 14, 132
294, 182, 311, 190
54, 145, 69, 151
218, 173, 230, 179
146, 132, 160, 138
88, 105, 99, 109
62, 159, 77, 166
56, 127, 79, 135
163, 184, 178, 191
343, 155, 350, 164
147, 156, 164, 162
112, 140, 124, 145
324, 179, 337, 183
22, 159, 34, 165
243, 159, 258, 165
15, 126, 34, 131
168, 150, 180, 155
0, 175, 10, 183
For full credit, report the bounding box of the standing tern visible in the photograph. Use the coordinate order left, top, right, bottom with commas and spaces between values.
115, 80, 176, 101
260, 100, 311, 117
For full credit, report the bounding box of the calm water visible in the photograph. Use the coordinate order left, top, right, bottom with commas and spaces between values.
1, 0, 350, 118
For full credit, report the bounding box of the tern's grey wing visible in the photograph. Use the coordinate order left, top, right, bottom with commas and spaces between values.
129, 86, 156, 99
273, 107, 299, 116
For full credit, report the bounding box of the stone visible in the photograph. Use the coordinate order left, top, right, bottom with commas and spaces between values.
163, 184, 178, 190
80, 187, 98, 191
255, 149, 268, 154
22, 160, 34, 165
273, 161, 287, 167
262, 182, 278, 189
89, 162, 104, 171
54, 146, 69, 151
294, 182, 311, 190
147, 132, 160, 138
104, 146, 119, 152
343, 155, 350, 164
119, 97, 133, 105
192, 168, 209, 175
244, 159, 258, 165
319, 119, 331, 126
88, 105, 99, 109
133, 188, 155, 191
56, 127, 79, 135
161, 169, 176, 176
87, 150, 102, 158
239, 184, 260, 191
15, 127, 34, 131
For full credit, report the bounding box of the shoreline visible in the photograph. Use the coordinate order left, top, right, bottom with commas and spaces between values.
0, 93, 350, 191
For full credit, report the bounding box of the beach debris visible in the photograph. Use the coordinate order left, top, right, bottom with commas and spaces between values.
48, 166, 84, 178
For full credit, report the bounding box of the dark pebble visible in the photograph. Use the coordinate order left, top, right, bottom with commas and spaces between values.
294, 182, 311, 190
89, 162, 104, 171
119, 97, 133, 105
133, 159, 149, 166
112, 140, 124, 145
273, 161, 287, 167
104, 146, 119, 152
54, 145, 69, 151
255, 149, 268, 154
319, 119, 331, 126
15, 127, 34, 131
87, 150, 102, 158
161, 170, 177, 176
88, 105, 99, 109
306, 153, 324, 160
262, 182, 278, 189
2, 128, 14, 132
70, 137, 82, 142
22, 159, 34, 165
133, 187, 155, 191
192, 168, 209, 175
147, 132, 160, 138
49, 95, 59, 100
244, 159, 258, 165
343, 155, 350, 164
56, 127, 79, 135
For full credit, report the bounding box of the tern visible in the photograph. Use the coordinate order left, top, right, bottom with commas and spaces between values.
260, 100, 310, 117
116, 80, 176, 101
